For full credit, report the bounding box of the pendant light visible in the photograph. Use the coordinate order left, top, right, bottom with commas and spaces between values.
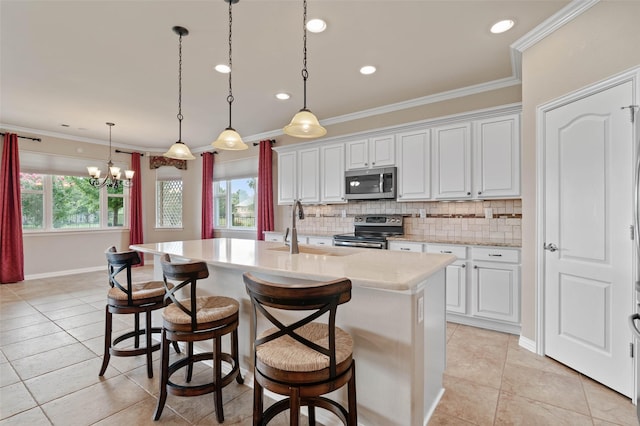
87, 122, 134, 189
212, 0, 248, 151
164, 26, 196, 160
283, 0, 326, 138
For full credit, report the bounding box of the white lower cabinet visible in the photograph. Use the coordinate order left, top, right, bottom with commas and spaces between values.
263, 232, 284, 242
423, 243, 521, 334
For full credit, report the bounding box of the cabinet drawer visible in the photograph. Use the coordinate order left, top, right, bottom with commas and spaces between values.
426, 244, 467, 259
388, 241, 424, 252
264, 232, 284, 242
472, 247, 519, 263
307, 237, 333, 247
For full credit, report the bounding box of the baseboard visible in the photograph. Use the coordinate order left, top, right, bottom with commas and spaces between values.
518, 335, 537, 354
24, 265, 104, 281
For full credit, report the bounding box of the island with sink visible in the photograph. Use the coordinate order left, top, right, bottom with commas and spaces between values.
131, 238, 455, 426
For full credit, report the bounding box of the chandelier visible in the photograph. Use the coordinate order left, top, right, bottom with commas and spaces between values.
283, 0, 326, 138
212, 0, 248, 150
163, 26, 196, 160
87, 122, 134, 189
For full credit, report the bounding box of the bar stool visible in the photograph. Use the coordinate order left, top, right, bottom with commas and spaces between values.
243, 272, 357, 426
154, 254, 244, 422
99, 246, 174, 379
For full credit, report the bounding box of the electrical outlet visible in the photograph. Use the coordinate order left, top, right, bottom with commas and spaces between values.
341, 210, 346, 218
316, 210, 320, 218
417, 296, 424, 324
419, 209, 426, 219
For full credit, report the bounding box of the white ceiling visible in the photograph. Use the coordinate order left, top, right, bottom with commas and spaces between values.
0, 0, 572, 152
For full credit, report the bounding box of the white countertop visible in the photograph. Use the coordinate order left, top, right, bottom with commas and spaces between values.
131, 238, 455, 292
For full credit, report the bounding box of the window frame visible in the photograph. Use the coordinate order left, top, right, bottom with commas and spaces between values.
20, 173, 130, 233
214, 176, 258, 231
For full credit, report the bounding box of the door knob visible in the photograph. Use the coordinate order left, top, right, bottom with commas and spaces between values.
544, 243, 558, 252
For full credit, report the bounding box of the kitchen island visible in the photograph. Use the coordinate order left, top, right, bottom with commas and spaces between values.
131, 238, 455, 426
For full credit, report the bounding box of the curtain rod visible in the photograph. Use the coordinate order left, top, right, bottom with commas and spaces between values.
252, 139, 276, 147
115, 149, 144, 157
0, 132, 42, 142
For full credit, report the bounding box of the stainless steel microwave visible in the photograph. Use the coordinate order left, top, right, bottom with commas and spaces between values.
344, 167, 396, 200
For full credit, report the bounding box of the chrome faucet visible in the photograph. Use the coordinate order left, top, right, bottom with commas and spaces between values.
285, 199, 305, 254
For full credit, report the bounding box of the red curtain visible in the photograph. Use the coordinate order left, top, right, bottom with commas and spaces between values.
257, 139, 274, 240
201, 152, 214, 239
129, 152, 144, 265
0, 133, 25, 283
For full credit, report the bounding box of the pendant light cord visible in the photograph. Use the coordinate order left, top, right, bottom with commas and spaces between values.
177, 30, 184, 141
227, 0, 234, 129
301, 0, 308, 110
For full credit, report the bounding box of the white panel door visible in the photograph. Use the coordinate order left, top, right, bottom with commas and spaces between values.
543, 81, 634, 397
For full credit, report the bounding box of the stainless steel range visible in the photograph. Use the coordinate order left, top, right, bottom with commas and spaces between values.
333, 214, 403, 249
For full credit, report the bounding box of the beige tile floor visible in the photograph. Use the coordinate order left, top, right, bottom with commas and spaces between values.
0, 267, 637, 425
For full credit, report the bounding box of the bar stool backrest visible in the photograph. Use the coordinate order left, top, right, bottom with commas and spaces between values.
105, 246, 142, 306
243, 272, 352, 378
160, 253, 210, 331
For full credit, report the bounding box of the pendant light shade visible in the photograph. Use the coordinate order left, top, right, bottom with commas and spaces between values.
283, 0, 326, 139
212, 0, 248, 151
164, 25, 195, 160
284, 109, 326, 138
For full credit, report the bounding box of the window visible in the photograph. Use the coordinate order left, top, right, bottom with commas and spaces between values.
156, 179, 183, 228
214, 177, 257, 229
20, 173, 128, 231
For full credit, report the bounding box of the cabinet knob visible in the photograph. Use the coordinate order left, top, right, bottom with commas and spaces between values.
474, 265, 478, 269
461, 264, 466, 268
466, 192, 471, 196
372, 162, 375, 165
478, 191, 482, 195
364, 162, 368, 166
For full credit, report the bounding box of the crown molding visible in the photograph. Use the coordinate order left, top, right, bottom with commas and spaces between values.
510, 0, 599, 79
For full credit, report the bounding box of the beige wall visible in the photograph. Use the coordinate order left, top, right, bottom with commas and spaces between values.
519, 1, 640, 340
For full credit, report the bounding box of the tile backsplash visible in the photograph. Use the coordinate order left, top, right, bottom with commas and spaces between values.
290, 199, 522, 244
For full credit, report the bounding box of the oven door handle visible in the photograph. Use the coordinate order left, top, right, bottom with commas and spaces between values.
629, 313, 640, 339
334, 240, 385, 249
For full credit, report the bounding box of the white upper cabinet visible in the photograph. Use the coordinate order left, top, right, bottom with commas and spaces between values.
320, 143, 346, 203
277, 147, 320, 205
473, 114, 520, 198
396, 129, 431, 201
277, 151, 297, 205
432, 122, 472, 199
346, 135, 395, 170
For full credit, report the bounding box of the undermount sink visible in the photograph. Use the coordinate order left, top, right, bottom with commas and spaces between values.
267, 245, 350, 257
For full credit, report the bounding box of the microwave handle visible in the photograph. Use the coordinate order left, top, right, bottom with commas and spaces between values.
379, 173, 384, 193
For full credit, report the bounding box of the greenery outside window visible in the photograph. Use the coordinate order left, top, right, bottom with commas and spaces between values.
20, 173, 128, 231
214, 177, 257, 229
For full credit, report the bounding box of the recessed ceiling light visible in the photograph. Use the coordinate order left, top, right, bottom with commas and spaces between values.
275, 92, 290, 100
215, 64, 231, 73
60, 124, 70, 127
360, 65, 376, 75
306, 18, 326, 33
490, 19, 514, 34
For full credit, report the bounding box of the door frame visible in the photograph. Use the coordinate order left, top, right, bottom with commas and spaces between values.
535, 66, 640, 394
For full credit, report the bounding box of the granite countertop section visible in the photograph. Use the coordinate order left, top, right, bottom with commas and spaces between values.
388, 234, 522, 248
131, 238, 455, 292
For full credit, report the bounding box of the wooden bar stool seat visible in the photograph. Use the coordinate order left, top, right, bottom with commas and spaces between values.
243, 272, 357, 426
99, 246, 176, 379
154, 254, 243, 422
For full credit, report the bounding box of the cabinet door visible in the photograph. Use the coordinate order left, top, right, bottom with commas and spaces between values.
446, 261, 467, 314
433, 123, 472, 199
396, 129, 431, 201
297, 147, 320, 203
321, 143, 346, 203
370, 135, 395, 167
277, 151, 296, 205
345, 139, 369, 170
471, 262, 519, 324
473, 114, 520, 198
